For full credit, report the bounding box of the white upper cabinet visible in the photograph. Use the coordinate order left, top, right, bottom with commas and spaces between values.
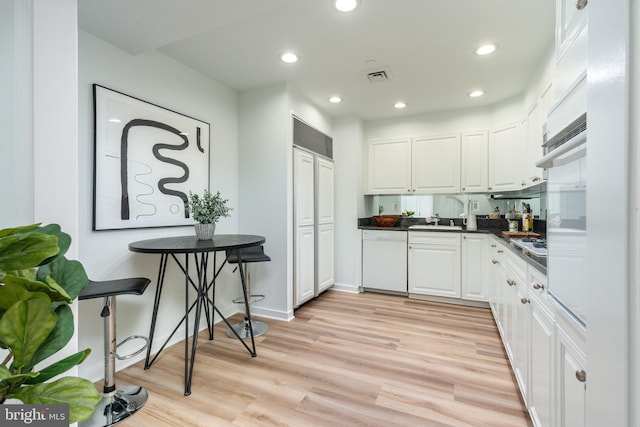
461, 130, 489, 193
367, 138, 412, 194
294, 149, 315, 226
367, 135, 460, 195
412, 134, 461, 194
524, 102, 544, 187
316, 157, 334, 224
489, 122, 522, 192
555, 0, 587, 98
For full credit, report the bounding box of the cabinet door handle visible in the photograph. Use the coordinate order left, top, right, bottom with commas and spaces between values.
576, 0, 587, 10
497, 249, 504, 254
506, 279, 516, 287
533, 283, 545, 290
575, 369, 587, 382
491, 244, 497, 248
520, 297, 530, 304
491, 259, 499, 265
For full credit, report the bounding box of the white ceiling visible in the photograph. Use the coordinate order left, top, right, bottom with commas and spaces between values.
78, 0, 555, 121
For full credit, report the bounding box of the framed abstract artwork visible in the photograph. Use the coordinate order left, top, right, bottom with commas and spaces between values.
93, 84, 210, 230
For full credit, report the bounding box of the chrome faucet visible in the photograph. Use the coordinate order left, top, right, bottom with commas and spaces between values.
425, 213, 440, 226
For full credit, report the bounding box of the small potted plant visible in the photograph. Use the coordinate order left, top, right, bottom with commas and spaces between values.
185, 189, 232, 239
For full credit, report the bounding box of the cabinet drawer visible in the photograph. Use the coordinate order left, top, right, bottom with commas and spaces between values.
502, 248, 527, 284
528, 267, 553, 312
409, 232, 461, 246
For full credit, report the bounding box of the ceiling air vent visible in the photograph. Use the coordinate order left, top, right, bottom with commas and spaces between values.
363, 67, 392, 83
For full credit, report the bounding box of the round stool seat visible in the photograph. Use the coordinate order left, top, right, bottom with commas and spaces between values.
79, 278, 151, 300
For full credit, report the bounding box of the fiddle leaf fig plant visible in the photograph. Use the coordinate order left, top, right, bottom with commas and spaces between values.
0, 223, 100, 423
185, 189, 232, 224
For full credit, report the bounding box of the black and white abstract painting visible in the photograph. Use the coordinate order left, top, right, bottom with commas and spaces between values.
93, 84, 210, 230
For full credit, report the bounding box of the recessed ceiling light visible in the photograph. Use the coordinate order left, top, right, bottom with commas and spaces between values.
468, 90, 485, 98
333, 0, 359, 12
475, 43, 498, 56
394, 101, 407, 109
329, 96, 342, 103
280, 52, 299, 63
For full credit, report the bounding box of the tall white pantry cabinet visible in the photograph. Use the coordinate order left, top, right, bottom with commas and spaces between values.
293, 146, 335, 308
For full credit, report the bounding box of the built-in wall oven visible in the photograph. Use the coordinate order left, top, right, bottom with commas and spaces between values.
537, 93, 587, 326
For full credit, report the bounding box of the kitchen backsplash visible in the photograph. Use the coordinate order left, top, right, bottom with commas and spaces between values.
365, 185, 546, 221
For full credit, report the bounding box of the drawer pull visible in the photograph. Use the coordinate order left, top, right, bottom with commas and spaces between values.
506, 279, 516, 287
491, 259, 499, 265
520, 297, 530, 305
575, 369, 587, 382
533, 283, 545, 290
497, 249, 504, 254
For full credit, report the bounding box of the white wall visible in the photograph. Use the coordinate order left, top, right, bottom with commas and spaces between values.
237, 83, 291, 319
77, 30, 241, 381
363, 97, 524, 143
333, 116, 365, 292
0, 0, 33, 227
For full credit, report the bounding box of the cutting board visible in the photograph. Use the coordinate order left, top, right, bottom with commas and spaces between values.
501, 231, 541, 238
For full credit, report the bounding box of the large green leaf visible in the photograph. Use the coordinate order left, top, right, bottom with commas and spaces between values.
1, 275, 71, 303
36, 257, 88, 301
0, 282, 50, 311
24, 348, 91, 384
27, 305, 74, 370
8, 376, 101, 423
0, 298, 56, 371
35, 224, 71, 265
0, 224, 41, 239
0, 364, 40, 384
0, 232, 59, 273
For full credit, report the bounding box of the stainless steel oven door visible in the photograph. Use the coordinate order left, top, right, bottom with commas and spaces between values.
537, 132, 587, 326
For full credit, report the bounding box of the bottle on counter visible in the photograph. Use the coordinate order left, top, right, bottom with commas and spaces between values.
522, 203, 533, 232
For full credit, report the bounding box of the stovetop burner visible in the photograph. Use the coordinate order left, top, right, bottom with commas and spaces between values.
511, 238, 548, 257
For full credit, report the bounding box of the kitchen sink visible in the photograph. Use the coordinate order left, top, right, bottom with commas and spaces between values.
408, 224, 463, 231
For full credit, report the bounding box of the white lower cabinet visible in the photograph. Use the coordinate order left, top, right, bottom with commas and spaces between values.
485, 235, 586, 427
528, 269, 554, 427
529, 297, 555, 427
556, 320, 586, 427
294, 226, 315, 306
461, 233, 489, 301
316, 223, 334, 295
408, 232, 461, 298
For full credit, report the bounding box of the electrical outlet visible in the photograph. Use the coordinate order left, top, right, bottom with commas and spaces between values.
472, 201, 480, 212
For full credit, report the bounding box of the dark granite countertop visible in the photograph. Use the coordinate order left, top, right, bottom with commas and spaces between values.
359, 216, 547, 274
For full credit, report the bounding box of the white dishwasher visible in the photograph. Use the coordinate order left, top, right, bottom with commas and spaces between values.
362, 229, 408, 294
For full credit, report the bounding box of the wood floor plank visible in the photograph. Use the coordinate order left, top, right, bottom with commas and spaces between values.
112, 291, 532, 426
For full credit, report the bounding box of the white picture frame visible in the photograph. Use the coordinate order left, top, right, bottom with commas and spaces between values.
93, 84, 210, 230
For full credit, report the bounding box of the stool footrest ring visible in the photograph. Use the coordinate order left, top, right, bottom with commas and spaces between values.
113, 335, 149, 360
232, 294, 265, 304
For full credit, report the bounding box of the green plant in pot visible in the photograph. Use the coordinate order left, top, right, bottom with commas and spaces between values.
185, 189, 232, 240
0, 223, 100, 423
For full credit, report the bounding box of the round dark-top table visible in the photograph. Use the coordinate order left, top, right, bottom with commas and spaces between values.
129, 234, 265, 396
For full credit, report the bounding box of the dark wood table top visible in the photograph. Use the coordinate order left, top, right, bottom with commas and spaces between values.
129, 234, 265, 254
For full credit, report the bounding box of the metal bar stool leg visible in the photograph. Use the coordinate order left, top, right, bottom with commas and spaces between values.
226, 263, 269, 338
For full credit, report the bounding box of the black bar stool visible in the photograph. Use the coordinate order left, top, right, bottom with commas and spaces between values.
79, 277, 151, 427
226, 245, 270, 339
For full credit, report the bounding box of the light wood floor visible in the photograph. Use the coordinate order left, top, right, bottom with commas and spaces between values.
114, 291, 532, 427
